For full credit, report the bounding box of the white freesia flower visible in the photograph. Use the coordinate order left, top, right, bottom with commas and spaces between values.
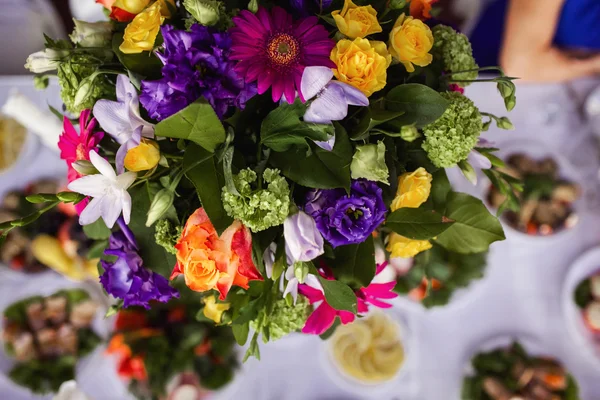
282, 266, 322, 304
24, 49, 68, 73
68, 150, 137, 228
53, 381, 91, 400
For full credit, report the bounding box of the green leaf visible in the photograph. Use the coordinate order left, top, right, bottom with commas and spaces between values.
184, 144, 233, 234
435, 192, 505, 254
386, 208, 454, 240
318, 277, 357, 313
111, 33, 162, 79
260, 100, 331, 152
319, 317, 341, 340
348, 108, 405, 140
232, 322, 250, 346
82, 219, 111, 240
243, 332, 261, 362
328, 236, 376, 287
385, 83, 449, 127
87, 240, 108, 259
155, 100, 226, 153
270, 123, 352, 190
429, 169, 451, 214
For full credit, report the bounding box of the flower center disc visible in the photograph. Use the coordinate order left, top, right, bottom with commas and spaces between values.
266, 33, 300, 68
76, 143, 87, 161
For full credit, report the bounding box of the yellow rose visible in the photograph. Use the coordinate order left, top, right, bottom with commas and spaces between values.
386, 232, 432, 258
113, 0, 151, 14
156, 0, 175, 17
124, 138, 161, 171
332, 0, 382, 39
388, 14, 433, 73
203, 295, 231, 324
119, 2, 165, 54
331, 38, 392, 97
391, 167, 432, 211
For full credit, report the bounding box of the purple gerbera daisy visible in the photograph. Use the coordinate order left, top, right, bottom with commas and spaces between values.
230, 6, 335, 102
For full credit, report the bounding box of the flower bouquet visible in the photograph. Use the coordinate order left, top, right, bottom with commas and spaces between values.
4, 0, 520, 359
1, 289, 101, 393
107, 293, 237, 399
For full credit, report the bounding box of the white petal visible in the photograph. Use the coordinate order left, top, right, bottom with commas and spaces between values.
116, 172, 137, 190
331, 81, 369, 107
68, 175, 109, 197
468, 150, 492, 170
304, 83, 349, 124
301, 66, 333, 101
263, 243, 277, 279
89, 151, 116, 180
116, 74, 137, 101
101, 193, 122, 229
284, 266, 295, 281
120, 189, 132, 224
93, 99, 131, 144
283, 279, 299, 304
305, 274, 323, 293
314, 134, 336, 151
78, 196, 104, 225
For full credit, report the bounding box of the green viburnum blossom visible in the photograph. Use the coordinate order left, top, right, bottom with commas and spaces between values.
250, 297, 310, 342
422, 91, 483, 168
432, 25, 478, 86
222, 168, 290, 232
350, 141, 389, 185
154, 219, 182, 255
57, 53, 114, 114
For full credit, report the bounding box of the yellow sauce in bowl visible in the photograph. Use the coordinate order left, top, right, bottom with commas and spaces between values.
329, 312, 404, 383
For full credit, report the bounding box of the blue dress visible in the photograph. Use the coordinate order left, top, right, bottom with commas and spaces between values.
469, 0, 600, 67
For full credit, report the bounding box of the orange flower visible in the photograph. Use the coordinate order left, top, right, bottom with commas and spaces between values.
96, 0, 116, 9
171, 208, 262, 300
409, 0, 438, 20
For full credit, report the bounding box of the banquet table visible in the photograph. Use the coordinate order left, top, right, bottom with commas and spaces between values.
1, 75, 600, 400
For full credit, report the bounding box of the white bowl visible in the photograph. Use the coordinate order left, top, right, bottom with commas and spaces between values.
319, 308, 418, 399
479, 139, 585, 246
562, 246, 600, 372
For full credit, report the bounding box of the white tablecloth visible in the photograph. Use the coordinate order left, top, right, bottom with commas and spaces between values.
1, 76, 600, 400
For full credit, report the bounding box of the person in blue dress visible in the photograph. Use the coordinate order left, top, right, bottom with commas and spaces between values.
470, 0, 600, 81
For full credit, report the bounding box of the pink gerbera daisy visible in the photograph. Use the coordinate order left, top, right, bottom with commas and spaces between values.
58, 109, 104, 213
230, 6, 335, 102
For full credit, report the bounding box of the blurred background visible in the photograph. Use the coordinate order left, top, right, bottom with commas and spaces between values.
0, 0, 599, 399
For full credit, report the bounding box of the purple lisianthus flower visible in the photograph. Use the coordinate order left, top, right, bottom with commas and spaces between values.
289, 0, 333, 16
140, 24, 257, 121
100, 218, 179, 309
284, 211, 324, 264
304, 179, 386, 247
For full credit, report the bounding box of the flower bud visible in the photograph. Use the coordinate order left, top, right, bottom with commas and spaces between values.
24, 49, 68, 74
389, 0, 407, 9
33, 76, 49, 90
504, 96, 516, 112
146, 188, 174, 227
202, 295, 230, 324
399, 125, 421, 142
183, 0, 221, 26
248, 0, 258, 13
56, 192, 85, 203
124, 139, 161, 172
458, 160, 477, 185
73, 73, 99, 109
293, 262, 309, 284
284, 211, 324, 264
497, 117, 514, 130
350, 141, 389, 185
70, 20, 113, 48
71, 160, 98, 176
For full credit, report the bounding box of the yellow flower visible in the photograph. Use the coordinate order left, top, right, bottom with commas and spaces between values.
391, 167, 432, 211
31, 235, 99, 281
388, 14, 433, 73
113, 0, 151, 14
203, 295, 230, 324
119, 2, 165, 54
156, 0, 176, 17
331, 38, 391, 97
124, 139, 160, 171
332, 0, 382, 39
386, 232, 432, 258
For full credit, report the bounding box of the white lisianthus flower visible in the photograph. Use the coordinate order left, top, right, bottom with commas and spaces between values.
24, 49, 68, 73
70, 20, 113, 48
53, 381, 91, 400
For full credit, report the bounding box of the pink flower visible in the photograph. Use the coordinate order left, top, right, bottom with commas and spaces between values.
230, 6, 335, 102
299, 262, 398, 335
58, 109, 104, 214
448, 83, 465, 94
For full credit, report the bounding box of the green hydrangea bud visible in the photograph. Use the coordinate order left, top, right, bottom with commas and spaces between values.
399, 125, 421, 142
432, 25, 478, 87
422, 91, 483, 168
350, 141, 389, 185
222, 168, 290, 232
250, 297, 310, 342
154, 219, 182, 255
57, 53, 114, 114
183, 0, 222, 26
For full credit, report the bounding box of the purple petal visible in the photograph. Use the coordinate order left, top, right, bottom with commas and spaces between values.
301, 66, 333, 101
304, 83, 348, 124
331, 81, 369, 107
468, 150, 492, 170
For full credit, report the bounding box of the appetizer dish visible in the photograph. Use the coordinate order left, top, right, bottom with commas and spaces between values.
107, 294, 237, 399
1, 289, 101, 393
462, 341, 579, 400
394, 244, 487, 308
328, 312, 404, 384
573, 271, 600, 336
0, 180, 99, 279
487, 153, 580, 236
0, 116, 26, 172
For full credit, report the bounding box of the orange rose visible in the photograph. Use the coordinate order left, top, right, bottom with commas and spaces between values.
409, 0, 438, 20
171, 208, 262, 300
